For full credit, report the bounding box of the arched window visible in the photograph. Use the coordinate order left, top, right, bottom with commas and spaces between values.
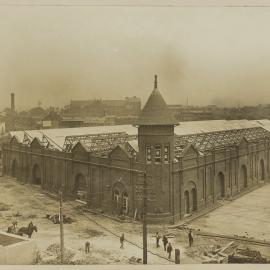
74, 173, 87, 201
32, 164, 41, 185
184, 190, 190, 215
113, 189, 120, 207
164, 146, 169, 163
122, 192, 128, 214
154, 145, 161, 163
146, 146, 151, 163
11, 160, 18, 179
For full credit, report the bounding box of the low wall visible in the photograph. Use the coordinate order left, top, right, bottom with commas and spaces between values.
0, 231, 37, 264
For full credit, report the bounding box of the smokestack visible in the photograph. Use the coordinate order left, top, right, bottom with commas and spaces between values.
11, 93, 15, 112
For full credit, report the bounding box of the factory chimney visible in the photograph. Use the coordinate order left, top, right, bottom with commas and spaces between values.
11, 93, 15, 113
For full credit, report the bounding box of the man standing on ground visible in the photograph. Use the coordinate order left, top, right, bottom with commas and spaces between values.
162, 235, 168, 251
155, 232, 161, 248
85, 241, 90, 253
167, 242, 173, 259
120, 233, 125, 249
188, 229, 193, 247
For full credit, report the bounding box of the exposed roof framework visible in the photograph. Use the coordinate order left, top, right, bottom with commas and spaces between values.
22, 131, 32, 146
175, 127, 270, 157
21, 131, 63, 151
63, 132, 137, 154
8, 120, 270, 158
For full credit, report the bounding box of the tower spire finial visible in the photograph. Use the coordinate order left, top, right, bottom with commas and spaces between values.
154, 74, 158, 89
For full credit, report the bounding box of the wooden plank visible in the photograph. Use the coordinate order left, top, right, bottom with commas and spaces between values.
220, 241, 234, 253
133, 208, 137, 221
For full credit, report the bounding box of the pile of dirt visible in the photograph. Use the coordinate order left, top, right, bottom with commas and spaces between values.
41, 243, 76, 264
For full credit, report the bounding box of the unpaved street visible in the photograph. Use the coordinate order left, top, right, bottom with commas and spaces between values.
1, 176, 270, 264
0, 176, 199, 264
191, 183, 270, 242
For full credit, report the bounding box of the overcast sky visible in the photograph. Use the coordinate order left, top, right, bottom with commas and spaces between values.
1, 2, 270, 110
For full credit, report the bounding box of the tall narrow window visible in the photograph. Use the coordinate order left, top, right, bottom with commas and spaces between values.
164, 146, 170, 163
113, 189, 119, 207
122, 192, 128, 214
155, 145, 161, 163
146, 146, 151, 163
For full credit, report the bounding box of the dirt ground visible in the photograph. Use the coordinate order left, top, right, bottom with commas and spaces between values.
190, 183, 270, 242
0, 176, 269, 265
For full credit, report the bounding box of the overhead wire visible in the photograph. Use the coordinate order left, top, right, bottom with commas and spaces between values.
64, 200, 174, 263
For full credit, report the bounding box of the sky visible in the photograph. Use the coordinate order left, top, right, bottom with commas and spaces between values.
1, 1, 270, 110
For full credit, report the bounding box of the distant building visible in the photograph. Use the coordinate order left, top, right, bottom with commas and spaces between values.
42, 111, 62, 129
168, 105, 216, 121
68, 96, 141, 117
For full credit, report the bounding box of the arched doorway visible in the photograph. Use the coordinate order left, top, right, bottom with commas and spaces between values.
11, 160, 18, 179
240, 165, 248, 190
32, 164, 41, 185
184, 190, 190, 215
183, 181, 197, 215
216, 172, 225, 199
74, 173, 87, 201
191, 188, 197, 211
112, 182, 128, 216
259, 159, 265, 181
113, 189, 120, 208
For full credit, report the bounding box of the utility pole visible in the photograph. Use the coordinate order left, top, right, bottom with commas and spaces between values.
59, 189, 64, 264
142, 171, 147, 264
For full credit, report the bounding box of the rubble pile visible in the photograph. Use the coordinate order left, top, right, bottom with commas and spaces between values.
202, 241, 238, 264
228, 247, 268, 264
46, 214, 74, 224
129, 256, 142, 264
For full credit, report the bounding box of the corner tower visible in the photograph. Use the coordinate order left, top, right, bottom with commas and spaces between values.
135, 75, 178, 217
136, 75, 178, 165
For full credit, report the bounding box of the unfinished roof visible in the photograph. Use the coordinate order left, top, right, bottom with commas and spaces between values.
7, 119, 270, 156
136, 75, 178, 126
175, 126, 270, 158
9, 125, 138, 152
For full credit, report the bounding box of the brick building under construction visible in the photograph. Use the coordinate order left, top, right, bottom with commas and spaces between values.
2, 76, 270, 223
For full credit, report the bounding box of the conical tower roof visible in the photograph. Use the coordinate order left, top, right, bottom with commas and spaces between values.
136, 75, 178, 126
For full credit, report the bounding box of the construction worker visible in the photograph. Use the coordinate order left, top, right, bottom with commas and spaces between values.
120, 233, 125, 249
188, 229, 193, 247
85, 241, 90, 253
167, 242, 173, 259
155, 232, 161, 248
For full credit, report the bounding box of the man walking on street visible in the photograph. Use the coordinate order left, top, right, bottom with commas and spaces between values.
188, 229, 193, 247
162, 235, 168, 251
167, 242, 173, 259
120, 233, 125, 249
155, 232, 161, 248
